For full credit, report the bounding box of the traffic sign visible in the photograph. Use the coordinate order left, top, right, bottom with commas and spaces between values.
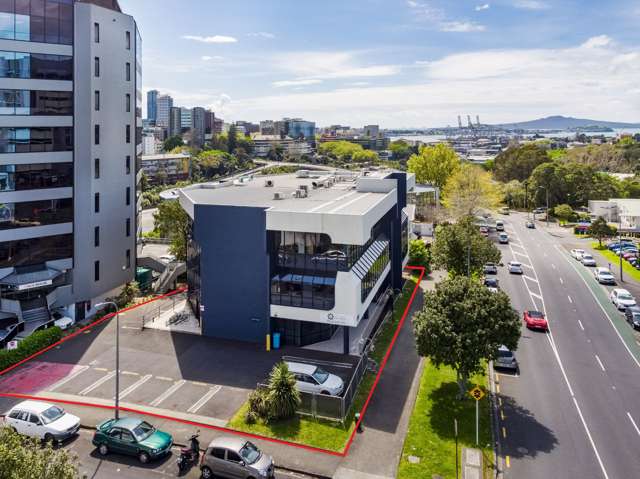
469, 386, 485, 401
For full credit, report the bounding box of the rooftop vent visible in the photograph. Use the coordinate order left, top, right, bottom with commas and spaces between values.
296, 170, 310, 178
299, 184, 309, 192
273, 192, 285, 200
294, 188, 308, 198
265, 179, 274, 187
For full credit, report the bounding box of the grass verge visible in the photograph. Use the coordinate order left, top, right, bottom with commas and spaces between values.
591, 241, 640, 283
226, 275, 420, 452
397, 361, 494, 479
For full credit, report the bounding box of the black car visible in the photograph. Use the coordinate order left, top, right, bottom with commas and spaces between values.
483, 263, 498, 274
625, 306, 640, 330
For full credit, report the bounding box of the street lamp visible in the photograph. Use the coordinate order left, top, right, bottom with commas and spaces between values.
95, 301, 120, 419
538, 186, 550, 227
602, 205, 623, 282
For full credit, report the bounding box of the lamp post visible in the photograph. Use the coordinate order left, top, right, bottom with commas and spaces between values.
95, 301, 120, 419
538, 186, 550, 227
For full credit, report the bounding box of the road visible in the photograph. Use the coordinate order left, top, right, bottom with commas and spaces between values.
494, 212, 640, 479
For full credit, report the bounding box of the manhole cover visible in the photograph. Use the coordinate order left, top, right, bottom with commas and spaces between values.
408, 455, 421, 464
517, 447, 529, 454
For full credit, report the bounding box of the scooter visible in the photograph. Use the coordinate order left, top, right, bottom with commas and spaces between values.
176, 432, 200, 474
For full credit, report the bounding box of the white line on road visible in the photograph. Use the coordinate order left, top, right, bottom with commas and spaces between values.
627, 412, 640, 438
523, 275, 539, 283
568, 295, 573, 304
530, 292, 543, 300
187, 386, 222, 414
578, 320, 585, 331
513, 251, 530, 259
118, 374, 153, 400
79, 371, 116, 396
48, 365, 90, 392
150, 379, 186, 407
560, 278, 564, 285
595, 355, 606, 372
510, 242, 525, 249
552, 263, 556, 270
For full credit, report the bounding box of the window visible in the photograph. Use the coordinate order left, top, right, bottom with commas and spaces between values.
0, 89, 73, 115
94, 22, 99, 43
125, 186, 130, 205
94, 158, 99, 179
28, 414, 40, 425
227, 451, 242, 463
0, 234, 74, 268
94, 192, 99, 213
94, 124, 99, 145
125, 155, 130, 174
94, 260, 100, 281
126, 249, 130, 268
126, 218, 130, 237
211, 448, 225, 460
94, 57, 99, 77
125, 124, 130, 143
94, 90, 99, 111
0, 162, 73, 191
125, 30, 130, 49
94, 226, 99, 247
125, 62, 130, 81
0, 198, 73, 231
120, 430, 134, 443
125, 93, 130, 112
0, 127, 73, 153
0, 2, 71, 45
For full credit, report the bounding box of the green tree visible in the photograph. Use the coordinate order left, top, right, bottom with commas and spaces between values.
0, 426, 78, 478
503, 180, 527, 209
227, 124, 238, 153
553, 204, 574, 223
409, 239, 430, 271
413, 276, 520, 396
389, 140, 412, 161
163, 135, 184, 152
112, 281, 141, 308
493, 143, 549, 182
352, 149, 379, 163
267, 362, 300, 420
589, 216, 617, 248
153, 200, 190, 260
442, 163, 502, 218
431, 216, 501, 277
407, 143, 460, 189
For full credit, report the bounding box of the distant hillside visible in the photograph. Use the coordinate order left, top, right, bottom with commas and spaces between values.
496, 115, 640, 130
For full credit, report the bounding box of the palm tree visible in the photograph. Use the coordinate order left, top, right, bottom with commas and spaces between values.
267, 362, 300, 420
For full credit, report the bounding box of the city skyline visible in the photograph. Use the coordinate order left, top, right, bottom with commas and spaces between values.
122, 0, 639, 127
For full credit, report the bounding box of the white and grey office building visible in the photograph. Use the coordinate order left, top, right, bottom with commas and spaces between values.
0, 0, 141, 333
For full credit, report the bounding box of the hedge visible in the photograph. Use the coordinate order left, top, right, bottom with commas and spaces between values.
0, 327, 63, 372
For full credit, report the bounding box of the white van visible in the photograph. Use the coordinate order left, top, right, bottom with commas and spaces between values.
495, 220, 505, 231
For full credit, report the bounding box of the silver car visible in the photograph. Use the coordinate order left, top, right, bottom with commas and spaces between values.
495, 345, 518, 371
200, 436, 275, 479
508, 261, 523, 274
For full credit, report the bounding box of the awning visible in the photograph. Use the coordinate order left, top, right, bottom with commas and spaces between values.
0, 268, 63, 291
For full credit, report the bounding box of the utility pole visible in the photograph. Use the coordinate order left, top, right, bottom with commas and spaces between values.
524, 181, 529, 219
619, 216, 624, 282
546, 187, 550, 228
96, 301, 120, 420
454, 418, 459, 479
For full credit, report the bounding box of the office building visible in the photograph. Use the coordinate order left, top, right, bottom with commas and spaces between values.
191, 107, 205, 148
0, 0, 141, 330
168, 106, 181, 138
235, 121, 259, 135
364, 125, 379, 139
260, 120, 275, 135
250, 135, 312, 158
274, 120, 288, 138
179, 169, 413, 354
212, 117, 223, 135
146, 89, 158, 124
142, 134, 161, 155
204, 110, 215, 134
287, 119, 315, 141
180, 107, 192, 129
156, 94, 172, 128
140, 153, 190, 184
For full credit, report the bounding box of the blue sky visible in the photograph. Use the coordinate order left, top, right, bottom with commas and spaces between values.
121, 0, 640, 128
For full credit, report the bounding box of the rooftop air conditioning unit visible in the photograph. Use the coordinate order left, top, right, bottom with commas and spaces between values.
294, 189, 308, 198
299, 184, 309, 192
265, 179, 274, 187
273, 192, 284, 200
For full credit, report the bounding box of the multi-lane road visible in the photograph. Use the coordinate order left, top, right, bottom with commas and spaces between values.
493, 212, 640, 479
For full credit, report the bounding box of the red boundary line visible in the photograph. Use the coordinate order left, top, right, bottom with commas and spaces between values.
0, 267, 425, 457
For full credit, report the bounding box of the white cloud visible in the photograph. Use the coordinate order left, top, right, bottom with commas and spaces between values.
581, 35, 613, 48
407, 0, 486, 32
275, 51, 400, 80
248, 32, 275, 39
441, 21, 486, 32
201, 55, 225, 61
513, 1, 550, 10
475, 3, 490, 11
347, 81, 371, 86
182, 35, 238, 44
273, 79, 323, 88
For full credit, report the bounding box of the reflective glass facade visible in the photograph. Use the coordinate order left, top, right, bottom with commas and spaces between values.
0, 126, 72, 152
0, 162, 73, 191
0, 51, 72, 80
360, 243, 390, 302
0, 197, 72, 229
0, 0, 73, 45
0, 233, 73, 268
0, 89, 72, 115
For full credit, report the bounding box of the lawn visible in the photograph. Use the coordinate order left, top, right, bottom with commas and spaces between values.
591, 242, 640, 283
397, 361, 494, 479
227, 275, 420, 452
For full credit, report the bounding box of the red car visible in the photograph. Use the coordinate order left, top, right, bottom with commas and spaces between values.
523, 310, 548, 331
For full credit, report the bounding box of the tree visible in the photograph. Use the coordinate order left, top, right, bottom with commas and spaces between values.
389, 140, 413, 161
493, 144, 549, 182
227, 124, 238, 153
407, 143, 460, 189
503, 180, 527, 209
553, 204, 574, 223
163, 135, 184, 152
442, 163, 502, 218
413, 276, 520, 396
352, 149, 379, 163
0, 426, 78, 478
431, 216, 501, 277
153, 200, 190, 260
409, 239, 430, 272
112, 281, 141, 308
266, 362, 300, 420
589, 216, 617, 248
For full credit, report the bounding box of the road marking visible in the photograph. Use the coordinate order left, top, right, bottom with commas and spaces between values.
502, 427, 507, 438
156, 376, 174, 382
187, 386, 222, 414
523, 275, 538, 283
552, 263, 556, 270
510, 242, 525, 249
560, 278, 564, 285
150, 379, 186, 407
506, 456, 511, 468
191, 381, 210, 387
93, 367, 108, 372
121, 371, 139, 376
578, 320, 585, 331
627, 412, 640, 438
48, 365, 90, 392
530, 292, 543, 301
568, 295, 573, 304
122, 326, 139, 330
79, 371, 116, 396
500, 410, 506, 420
513, 251, 530, 259
118, 374, 153, 400
595, 355, 606, 372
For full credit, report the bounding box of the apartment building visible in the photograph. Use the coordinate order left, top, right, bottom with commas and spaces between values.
0, 0, 141, 332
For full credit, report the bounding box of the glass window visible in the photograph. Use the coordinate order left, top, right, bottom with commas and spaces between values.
125, 93, 130, 112
0, 89, 15, 115
126, 218, 130, 237
94, 192, 99, 213
0, 199, 72, 231
94, 90, 99, 111
94, 260, 99, 281
94, 124, 99, 145
94, 57, 99, 77
0, 162, 72, 190
15, 0, 29, 15
125, 125, 130, 143
0, 51, 13, 77
211, 448, 225, 460
94, 22, 99, 43
14, 13, 28, 40
31, 53, 72, 80
126, 249, 130, 268
125, 155, 130, 174
94, 158, 99, 179
94, 226, 99, 246
0, 233, 73, 268
29, 14, 44, 42
227, 451, 241, 463
125, 30, 130, 49
31, 0, 44, 17
125, 186, 130, 205
125, 62, 130, 81
15, 51, 29, 77
0, 12, 13, 40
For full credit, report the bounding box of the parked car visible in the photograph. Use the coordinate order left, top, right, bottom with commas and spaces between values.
479, 226, 489, 237
594, 267, 616, 285
523, 310, 548, 331
495, 345, 518, 371
570, 249, 585, 260
5, 400, 80, 443
525, 220, 535, 229
53, 316, 74, 330
92, 417, 173, 464
499, 207, 510, 215
533, 208, 545, 214
610, 289, 637, 310
508, 261, 523, 274
286, 361, 344, 396
625, 306, 640, 330
484, 277, 499, 293
495, 220, 505, 231
200, 436, 275, 479
483, 263, 498, 275
498, 233, 509, 244
581, 253, 597, 267
159, 254, 176, 264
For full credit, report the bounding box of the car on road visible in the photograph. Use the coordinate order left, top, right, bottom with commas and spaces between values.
484, 277, 499, 292
610, 288, 637, 310
479, 226, 489, 237
92, 417, 173, 464
5, 400, 80, 444
286, 361, 344, 396
523, 310, 548, 331
508, 261, 523, 274
570, 249, 585, 260
200, 436, 275, 479
498, 232, 509, 244
483, 263, 498, 275
499, 207, 510, 215
496, 220, 505, 231
594, 267, 616, 285
581, 253, 596, 267
533, 208, 545, 214
624, 306, 640, 330
525, 220, 535, 229
495, 345, 518, 371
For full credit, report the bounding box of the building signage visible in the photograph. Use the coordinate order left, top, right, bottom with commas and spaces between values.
6, 340, 18, 350
17, 279, 53, 291
326, 312, 349, 325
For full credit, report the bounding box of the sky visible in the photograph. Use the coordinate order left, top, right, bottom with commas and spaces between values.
120, 0, 640, 128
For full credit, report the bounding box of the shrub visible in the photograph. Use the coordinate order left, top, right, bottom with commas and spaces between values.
0, 327, 63, 372
267, 362, 300, 421
247, 387, 271, 422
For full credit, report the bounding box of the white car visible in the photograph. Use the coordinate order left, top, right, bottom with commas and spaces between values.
54, 316, 74, 330
594, 267, 616, 285
5, 400, 80, 443
498, 233, 509, 244
495, 221, 505, 232
570, 249, 585, 260
286, 361, 344, 396
610, 289, 637, 310
159, 254, 176, 264
508, 261, 523, 274
580, 253, 596, 267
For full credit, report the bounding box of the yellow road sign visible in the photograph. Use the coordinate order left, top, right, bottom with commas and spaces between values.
469, 386, 485, 401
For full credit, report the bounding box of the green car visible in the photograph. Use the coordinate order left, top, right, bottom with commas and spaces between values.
92, 417, 173, 464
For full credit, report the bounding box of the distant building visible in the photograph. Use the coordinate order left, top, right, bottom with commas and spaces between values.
180, 107, 192, 129
236, 121, 259, 135
142, 135, 161, 155
260, 120, 276, 135
191, 107, 206, 148
146, 89, 158, 124
156, 94, 173, 128
318, 135, 389, 151
250, 134, 312, 158
364, 125, 380, 138
212, 118, 224, 135
140, 153, 190, 184
287, 119, 316, 141
274, 120, 289, 137
168, 106, 182, 138
204, 110, 215, 134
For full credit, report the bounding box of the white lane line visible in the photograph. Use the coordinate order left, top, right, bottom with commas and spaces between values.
530, 292, 543, 300
568, 295, 573, 304
513, 251, 530, 259
49, 365, 90, 392
520, 263, 535, 270
79, 371, 116, 396
523, 275, 538, 283
118, 374, 153, 400
627, 412, 640, 438
552, 263, 557, 270
595, 355, 606, 372
187, 386, 222, 414
510, 242, 526, 249
150, 379, 186, 407
122, 371, 139, 376
560, 278, 564, 285
578, 320, 585, 331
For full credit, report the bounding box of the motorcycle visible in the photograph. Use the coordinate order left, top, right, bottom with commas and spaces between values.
176, 433, 200, 474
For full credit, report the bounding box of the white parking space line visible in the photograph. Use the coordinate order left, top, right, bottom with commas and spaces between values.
578, 320, 585, 331
568, 295, 573, 304
48, 365, 90, 392
122, 371, 139, 376
79, 371, 116, 396
187, 386, 222, 414
150, 379, 186, 407
520, 263, 534, 270
118, 374, 153, 400
627, 412, 640, 438
156, 376, 174, 382
595, 355, 606, 372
